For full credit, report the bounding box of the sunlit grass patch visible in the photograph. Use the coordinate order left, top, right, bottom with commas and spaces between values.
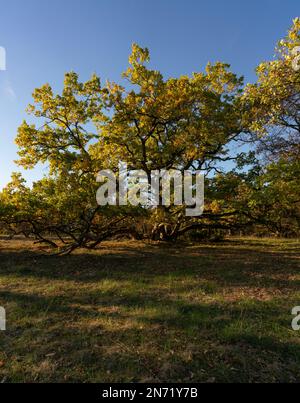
0, 237, 299, 382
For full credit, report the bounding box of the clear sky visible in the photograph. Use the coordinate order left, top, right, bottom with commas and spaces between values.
0, 0, 299, 188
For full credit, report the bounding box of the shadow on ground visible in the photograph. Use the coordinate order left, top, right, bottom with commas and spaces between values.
0, 238, 299, 382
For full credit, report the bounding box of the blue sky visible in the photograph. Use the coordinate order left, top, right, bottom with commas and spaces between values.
0, 0, 299, 188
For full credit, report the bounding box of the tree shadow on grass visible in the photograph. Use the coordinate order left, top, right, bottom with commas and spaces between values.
0, 282, 300, 382
0, 240, 299, 290
0, 240, 300, 381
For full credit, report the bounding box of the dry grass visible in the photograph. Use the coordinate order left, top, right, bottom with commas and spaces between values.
0, 237, 300, 383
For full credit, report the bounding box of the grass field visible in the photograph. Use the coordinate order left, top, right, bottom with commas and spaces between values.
0, 237, 300, 383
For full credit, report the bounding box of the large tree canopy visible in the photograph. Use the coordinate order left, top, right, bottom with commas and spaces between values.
243, 17, 300, 161
1, 20, 299, 253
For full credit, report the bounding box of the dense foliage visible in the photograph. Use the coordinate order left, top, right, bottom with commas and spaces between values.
1, 20, 299, 253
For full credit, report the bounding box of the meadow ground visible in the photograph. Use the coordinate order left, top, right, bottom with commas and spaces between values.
0, 237, 299, 383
